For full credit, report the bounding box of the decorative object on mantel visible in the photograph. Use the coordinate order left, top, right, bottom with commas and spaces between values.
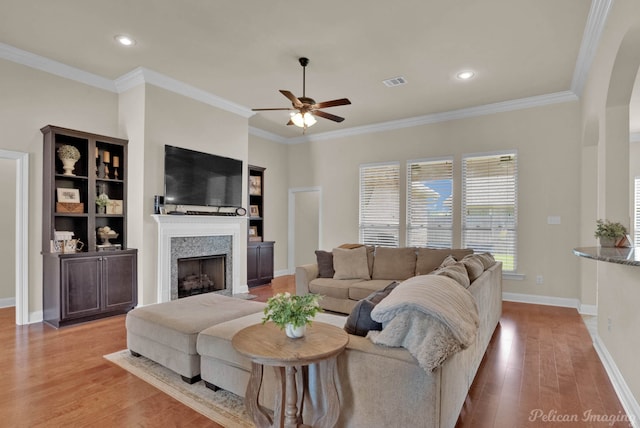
57, 145, 81, 176
594, 219, 627, 247
262, 292, 322, 339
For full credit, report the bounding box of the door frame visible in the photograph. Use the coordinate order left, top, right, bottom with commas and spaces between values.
287, 187, 322, 274
0, 150, 29, 325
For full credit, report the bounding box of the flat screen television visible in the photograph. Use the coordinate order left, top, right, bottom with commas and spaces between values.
164, 145, 243, 207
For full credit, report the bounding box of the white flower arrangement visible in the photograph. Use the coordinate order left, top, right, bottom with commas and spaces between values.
96, 193, 110, 207
57, 145, 81, 161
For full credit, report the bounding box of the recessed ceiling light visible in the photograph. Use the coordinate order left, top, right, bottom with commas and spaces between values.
456, 70, 475, 80
114, 35, 135, 46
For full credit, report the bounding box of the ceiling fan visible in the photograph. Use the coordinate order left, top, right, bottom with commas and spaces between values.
252, 57, 351, 131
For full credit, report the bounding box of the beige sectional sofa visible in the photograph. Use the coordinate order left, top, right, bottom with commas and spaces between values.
296, 245, 475, 314
126, 246, 502, 427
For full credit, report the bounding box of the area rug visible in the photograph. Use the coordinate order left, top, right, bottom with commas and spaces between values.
104, 350, 253, 427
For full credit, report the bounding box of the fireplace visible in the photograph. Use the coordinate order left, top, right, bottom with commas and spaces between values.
153, 215, 248, 303
177, 255, 226, 298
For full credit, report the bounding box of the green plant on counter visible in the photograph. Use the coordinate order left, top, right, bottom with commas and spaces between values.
594, 219, 627, 239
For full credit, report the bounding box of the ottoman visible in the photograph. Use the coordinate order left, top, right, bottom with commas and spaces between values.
125, 293, 265, 383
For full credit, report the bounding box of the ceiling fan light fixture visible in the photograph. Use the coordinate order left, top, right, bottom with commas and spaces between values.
290, 112, 317, 128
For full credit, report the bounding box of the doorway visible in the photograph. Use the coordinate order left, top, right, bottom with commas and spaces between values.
0, 150, 29, 325
288, 187, 322, 272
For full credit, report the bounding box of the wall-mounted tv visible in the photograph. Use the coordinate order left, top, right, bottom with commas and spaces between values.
164, 145, 243, 207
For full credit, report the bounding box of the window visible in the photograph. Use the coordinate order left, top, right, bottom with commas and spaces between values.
635, 177, 640, 247
462, 152, 518, 272
407, 158, 453, 248
359, 162, 400, 247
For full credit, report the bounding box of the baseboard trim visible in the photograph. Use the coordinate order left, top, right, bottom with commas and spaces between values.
0, 297, 16, 309
502, 292, 580, 310
579, 303, 598, 316
593, 335, 640, 427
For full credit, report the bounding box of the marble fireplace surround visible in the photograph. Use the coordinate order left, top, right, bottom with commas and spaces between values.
153, 215, 248, 303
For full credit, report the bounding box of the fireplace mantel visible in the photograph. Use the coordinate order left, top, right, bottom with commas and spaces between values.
152, 214, 248, 302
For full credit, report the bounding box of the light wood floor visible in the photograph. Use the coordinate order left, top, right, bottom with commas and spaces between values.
0, 276, 630, 427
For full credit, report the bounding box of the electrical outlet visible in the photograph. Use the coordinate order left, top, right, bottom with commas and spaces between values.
536, 275, 544, 284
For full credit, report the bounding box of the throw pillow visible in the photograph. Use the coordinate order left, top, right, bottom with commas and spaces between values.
372, 247, 417, 280
315, 250, 334, 278
415, 248, 474, 275
431, 262, 470, 288
460, 254, 485, 282
440, 254, 458, 267
344, 282, 399, 336
474, 252, 496, 269
333, 246, 371, 280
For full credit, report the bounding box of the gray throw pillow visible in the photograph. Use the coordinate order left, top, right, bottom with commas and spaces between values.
333, 246, 371, 280
315, 250, 334, 278
344, 282, 399, 336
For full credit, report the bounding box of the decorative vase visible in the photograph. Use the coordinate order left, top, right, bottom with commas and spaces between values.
97, 205, 106, 214
60, 157, 78, 176
599, 237, 617, 247
285, 323, 306, 339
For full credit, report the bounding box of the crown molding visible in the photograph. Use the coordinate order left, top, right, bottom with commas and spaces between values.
114, 67, 254, 118
571, 0, 614, 96
286, 91, 579, 144
248, 127, 288, 144
0, 42, 116, 92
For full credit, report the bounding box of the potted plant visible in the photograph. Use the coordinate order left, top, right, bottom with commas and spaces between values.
57, 144, 81, 176
96, 193, 110, 214
594, 219, 627, 247
262, 292, 322, 339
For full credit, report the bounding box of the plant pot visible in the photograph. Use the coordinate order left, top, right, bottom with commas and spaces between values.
285, 323, 306, 339
60, 157, 78, 176
599, 237, 617, 247
97, 206, 106, 214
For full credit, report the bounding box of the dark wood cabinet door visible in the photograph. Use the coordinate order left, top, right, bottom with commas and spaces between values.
247, 242, 274, 287
61, 256, 101, 319
257, 243, 274, 283
102, 252, 137, 311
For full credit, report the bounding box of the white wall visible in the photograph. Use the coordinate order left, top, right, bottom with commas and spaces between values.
0, 59, 119, 320
287, 101, 583, 299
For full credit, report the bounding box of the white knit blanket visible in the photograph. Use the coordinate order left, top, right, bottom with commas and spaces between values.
367, 274, 479, 371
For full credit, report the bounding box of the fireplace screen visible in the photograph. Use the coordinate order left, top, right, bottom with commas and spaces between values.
177, 255, 226, 298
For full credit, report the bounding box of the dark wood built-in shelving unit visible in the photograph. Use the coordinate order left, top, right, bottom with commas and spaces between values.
247, 165, 274, 287
41, 125, 137, 327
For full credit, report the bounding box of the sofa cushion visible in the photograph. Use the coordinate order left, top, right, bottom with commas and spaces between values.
415, 248, 474, 275
474, 252, 496, 269
372, 247, 417, 280
460, 254, 485, 282
333, 246, 371, 280
431, 262, 470, 288
344, 282, 399, 336
315, 250, 335, 278
309, 278, 367, 300
348, 279, 398, 301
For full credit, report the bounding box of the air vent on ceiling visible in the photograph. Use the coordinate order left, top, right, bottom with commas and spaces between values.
382, 76, 407, 87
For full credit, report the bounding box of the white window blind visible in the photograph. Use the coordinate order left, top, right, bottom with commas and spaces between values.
462, 152, 518, 272
407, 158, 453, 248
635, 177, 640, 247
359, 162, 400, 247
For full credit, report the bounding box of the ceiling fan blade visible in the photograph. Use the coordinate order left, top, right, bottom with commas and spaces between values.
280, 90, 303, 108
286, 119, 294, 126
314, 110, 345, 123
313, 98, 351, 109
252, 107, 294, 111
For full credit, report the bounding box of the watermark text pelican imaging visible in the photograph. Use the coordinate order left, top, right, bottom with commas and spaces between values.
529, 409, 634, 425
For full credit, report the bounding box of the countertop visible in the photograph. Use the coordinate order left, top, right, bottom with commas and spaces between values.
572, 246, 640, 266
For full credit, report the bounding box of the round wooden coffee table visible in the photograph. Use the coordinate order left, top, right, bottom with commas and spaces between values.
232, 321, 348, 428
